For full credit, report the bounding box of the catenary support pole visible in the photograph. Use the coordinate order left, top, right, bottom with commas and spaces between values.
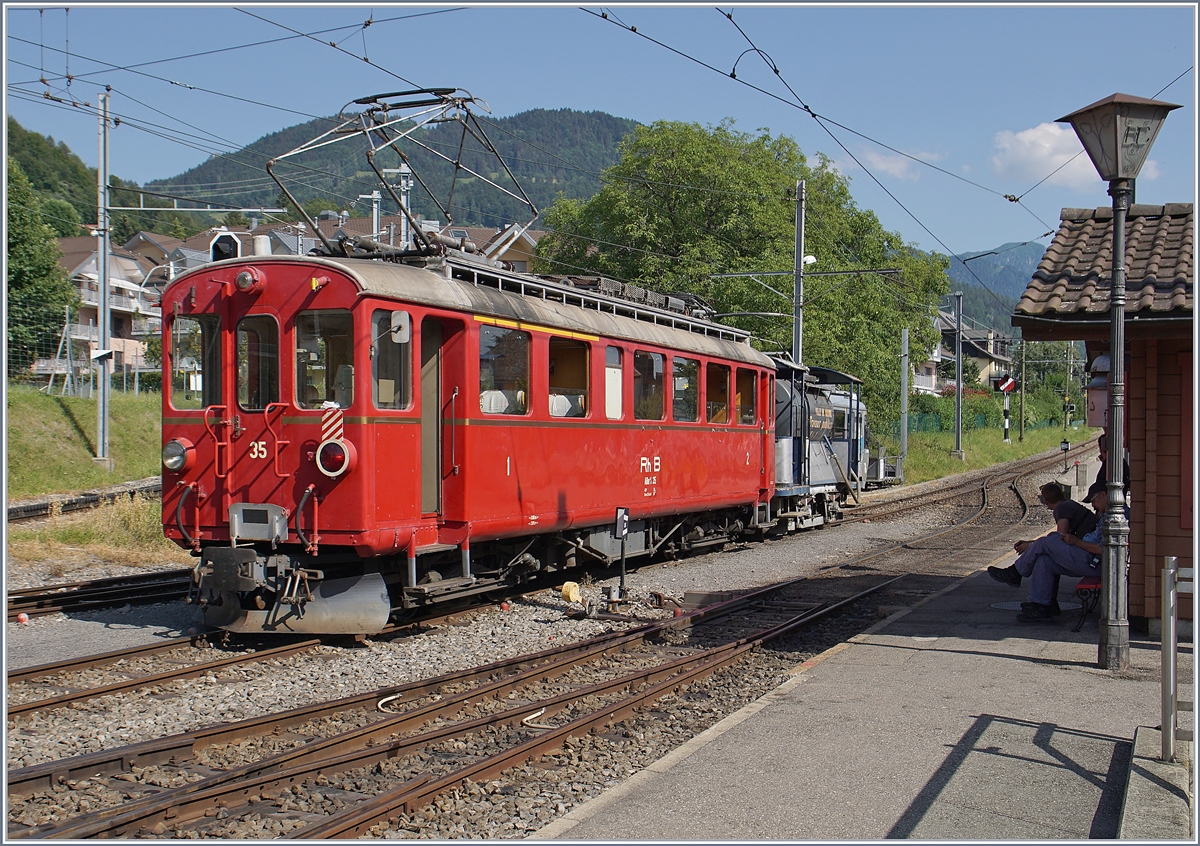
95, 91, 112, 471
792, 180, 807, 365
900, 328, 909, 479
951, 292, 964, 460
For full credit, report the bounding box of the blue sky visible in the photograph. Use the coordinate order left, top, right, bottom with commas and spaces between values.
5, 2, 1196, 256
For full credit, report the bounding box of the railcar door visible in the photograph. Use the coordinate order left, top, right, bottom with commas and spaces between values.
420, 318, 443, 514
228, 310, 287, 508
420, 316, 467, 519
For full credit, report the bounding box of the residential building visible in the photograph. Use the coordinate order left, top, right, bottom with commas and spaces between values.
42, 235, 161, 382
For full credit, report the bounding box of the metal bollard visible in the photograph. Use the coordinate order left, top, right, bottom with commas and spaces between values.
1161, 555, 1195, 763
1162, 556, 1177, 763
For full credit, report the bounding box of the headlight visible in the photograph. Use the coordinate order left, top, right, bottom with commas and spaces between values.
234, 268, 265, 293
316, 438, 356, 478
162, 438, 194, 472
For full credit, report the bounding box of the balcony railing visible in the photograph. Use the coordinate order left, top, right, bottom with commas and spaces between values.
68, 323, 100, 342
77, 287, 157, 314
133, 317, 162, 336
912, 374, 937, 392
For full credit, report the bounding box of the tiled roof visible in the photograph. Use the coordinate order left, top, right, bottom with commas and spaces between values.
1014, 203, 1192, 323
56, 236, 157, 279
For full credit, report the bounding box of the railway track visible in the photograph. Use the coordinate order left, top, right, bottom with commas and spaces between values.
6, 569, 194, 623
5, 478, 161, 524
6, 457, 1055, 840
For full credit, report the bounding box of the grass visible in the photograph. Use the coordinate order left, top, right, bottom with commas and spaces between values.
897, 423, 1100, 484
6, 383, 163, 498
6, 493, 193, 572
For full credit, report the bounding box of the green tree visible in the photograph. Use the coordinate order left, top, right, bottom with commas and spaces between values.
110, 212, 139, 245
41, 197, 85, 237
7, 157, 79, 377
534, 120, 949, 434
224, 210, 248, 229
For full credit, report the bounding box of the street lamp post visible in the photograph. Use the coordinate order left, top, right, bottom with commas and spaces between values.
1057, 93, 1179, 671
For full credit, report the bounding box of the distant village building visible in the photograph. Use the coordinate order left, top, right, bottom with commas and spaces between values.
40, 235, 161, 384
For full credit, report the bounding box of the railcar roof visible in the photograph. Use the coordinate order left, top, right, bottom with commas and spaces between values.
172, 254, 774, 368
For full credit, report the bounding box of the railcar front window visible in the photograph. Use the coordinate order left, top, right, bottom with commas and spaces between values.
548, 337, 589, 418
296, 310, 354, 409
169, 315, 221, 409
633, 351, 664, 421
736, 368, 757, 424
371, 310, 411, 410
672, 357, 698, 422
237, 315, 279, 411
706, 363, 730, 423
479, 324, 530, 415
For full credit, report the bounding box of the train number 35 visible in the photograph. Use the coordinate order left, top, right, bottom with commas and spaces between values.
249, 441, 269, 459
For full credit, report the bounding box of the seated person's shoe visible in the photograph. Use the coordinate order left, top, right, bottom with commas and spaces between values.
1017, 602, 1057, 621
988, 565, 1021, 587
1022, 600, 1061, 615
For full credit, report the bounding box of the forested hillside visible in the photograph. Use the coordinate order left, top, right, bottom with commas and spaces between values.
947, 241, 1048, 333
146, 108, 639, 228
8, 116, 98, 224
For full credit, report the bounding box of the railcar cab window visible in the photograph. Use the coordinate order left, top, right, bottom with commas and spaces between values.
605, 346, 623, 420
296, 310, 353, 409
832, 410, 848, 439
236, 315, 279, 411
736, 368, 757, 425
633, 351, 664, 421
672, 357, 699, 422
169, 314, 221, 410
706, 363, 730, 423
548, 337, 588, 418
479, 324, 530, 415
371, 310, 411, 410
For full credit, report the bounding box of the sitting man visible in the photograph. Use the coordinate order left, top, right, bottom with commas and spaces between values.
987, 481, 1099, 595
1015, 484, 1113, 621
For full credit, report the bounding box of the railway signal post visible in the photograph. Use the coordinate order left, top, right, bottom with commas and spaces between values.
998, 373, 1015, 443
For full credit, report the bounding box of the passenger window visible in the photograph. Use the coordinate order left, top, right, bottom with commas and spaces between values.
736, 368, 757, 424
479, 324, 530, 415
296, 310, 354, 409
706, 363, 730, 423
672, 357, 699, 422
548, 337, 589, 418
605, 346, 623, 420
169, 314, 221, 410
634, 351, 664, 421
371, 310, 411, 410
236, 315, 279, 411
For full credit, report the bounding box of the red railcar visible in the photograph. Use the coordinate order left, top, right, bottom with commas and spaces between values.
162, 251, 780, 633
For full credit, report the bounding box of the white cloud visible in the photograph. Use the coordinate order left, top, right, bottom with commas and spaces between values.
990, 122, 1104, 190
864, 150, 920, 181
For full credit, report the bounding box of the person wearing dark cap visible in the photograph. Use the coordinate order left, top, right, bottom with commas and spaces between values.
987, 481, 1099, 595
1015, 483, 1113, 621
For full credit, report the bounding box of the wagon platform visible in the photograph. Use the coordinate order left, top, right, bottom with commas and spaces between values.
534, 562, 1194, 841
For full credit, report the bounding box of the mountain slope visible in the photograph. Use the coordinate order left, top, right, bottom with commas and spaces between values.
947, 241, 1048, 333
146, 108, 640, 228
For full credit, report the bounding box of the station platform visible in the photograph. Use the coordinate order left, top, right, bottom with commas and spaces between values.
533, 566, 1194, 841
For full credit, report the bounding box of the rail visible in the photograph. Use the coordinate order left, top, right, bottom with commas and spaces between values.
1160, 555, 1194, 763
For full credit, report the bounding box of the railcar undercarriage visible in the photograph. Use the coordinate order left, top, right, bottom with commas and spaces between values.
190, 494, 841, 635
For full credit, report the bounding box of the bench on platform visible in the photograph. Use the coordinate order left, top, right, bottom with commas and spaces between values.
1073, 574, 1102, 632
